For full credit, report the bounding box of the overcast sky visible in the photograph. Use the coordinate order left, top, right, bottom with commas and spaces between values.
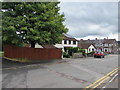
59, 2, 118, 40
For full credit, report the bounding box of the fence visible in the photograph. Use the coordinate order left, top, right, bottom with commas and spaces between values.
4, 45, 62, 60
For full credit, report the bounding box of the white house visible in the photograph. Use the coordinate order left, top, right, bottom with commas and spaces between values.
55, 33, 78, 52
33, 33, 78, 53
78, 43, 96, 53
86, 44, 96, 53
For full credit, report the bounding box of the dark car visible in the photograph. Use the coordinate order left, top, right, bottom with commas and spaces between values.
94, 52, 105, 58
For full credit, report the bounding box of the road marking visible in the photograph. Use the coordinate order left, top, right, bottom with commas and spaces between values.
109, 70, 118, 76
91, 77, 110, 89
85, 68, 117, 89
109, 73, 118, 82
84, 67, 119, 90
101, 73, 118, 89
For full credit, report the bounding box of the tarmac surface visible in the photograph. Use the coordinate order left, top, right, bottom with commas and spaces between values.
1, 54, 119, 89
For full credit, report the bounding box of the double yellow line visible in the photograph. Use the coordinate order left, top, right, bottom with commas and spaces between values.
84, 67, 120, 90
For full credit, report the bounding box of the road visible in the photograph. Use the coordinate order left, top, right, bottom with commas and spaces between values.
1, 54, 119, 88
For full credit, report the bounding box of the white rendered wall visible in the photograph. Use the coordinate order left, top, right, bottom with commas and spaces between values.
87, 45, 96, 53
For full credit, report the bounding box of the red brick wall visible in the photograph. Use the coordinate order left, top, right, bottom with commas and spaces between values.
4, 45, 62, 60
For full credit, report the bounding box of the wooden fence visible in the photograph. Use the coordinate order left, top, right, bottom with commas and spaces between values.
4, 45, 62, 60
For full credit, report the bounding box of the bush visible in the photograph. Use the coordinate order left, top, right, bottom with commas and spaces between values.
81, 49, 86, 56
68, 47, 86, 57
88, 51, 95, 55
87, 51, 95, 56
0, 51, 4, 57
63, 52, 70, 58
68, 47, 80, 53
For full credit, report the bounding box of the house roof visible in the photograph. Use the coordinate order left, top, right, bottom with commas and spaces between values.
79, 39, 99, 44
102, 39, 116, 44
42, 45, 57, 48
78, 43, 96, 49
63, 33, 77, 41
79, 39, 116, 44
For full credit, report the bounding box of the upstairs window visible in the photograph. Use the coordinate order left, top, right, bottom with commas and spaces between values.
73, 41, 76, 45
104, 44, 108, 47
64, 40, 67, 44
69, 40, 71, 44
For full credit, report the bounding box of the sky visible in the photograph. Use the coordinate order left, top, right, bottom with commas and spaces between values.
59, 2, 118, 40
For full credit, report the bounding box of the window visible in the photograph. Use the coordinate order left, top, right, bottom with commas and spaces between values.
89, 49, 91, 51
73, 41, 76, 45
104, 48, 108, 52
100, 44, 103, 46
92, 48, 94, 51
104, 44, 108, 47
95, 43, 99, 46
105, 49, 107, 52
69, 40, 71, 44
64, 40, 67, 44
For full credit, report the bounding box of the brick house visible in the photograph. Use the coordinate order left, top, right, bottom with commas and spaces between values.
78, 38, 117, 54
117, 41, 120, 54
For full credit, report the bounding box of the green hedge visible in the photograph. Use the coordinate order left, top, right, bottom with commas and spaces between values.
63, 52, 70, 58
68, 47, 86, 56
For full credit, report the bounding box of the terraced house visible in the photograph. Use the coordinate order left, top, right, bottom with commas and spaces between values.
78, 38, 117, 54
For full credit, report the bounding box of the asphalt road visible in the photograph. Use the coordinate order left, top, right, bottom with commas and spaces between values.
1, 54, 119, 88
101, 71, 120, 89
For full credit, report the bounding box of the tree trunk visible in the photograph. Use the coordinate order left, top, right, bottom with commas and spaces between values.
31, 42, 35, 48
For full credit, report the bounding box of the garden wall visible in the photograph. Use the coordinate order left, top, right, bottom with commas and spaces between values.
4, 45, 62, 60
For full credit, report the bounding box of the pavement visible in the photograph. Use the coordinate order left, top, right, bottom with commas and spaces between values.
1, 54, 119, 89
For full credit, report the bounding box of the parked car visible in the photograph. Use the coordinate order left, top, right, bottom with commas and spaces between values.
94, 52, 105, 58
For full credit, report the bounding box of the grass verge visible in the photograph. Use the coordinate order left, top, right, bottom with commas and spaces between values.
0, 51, 4, 57
3, 57, 32, 63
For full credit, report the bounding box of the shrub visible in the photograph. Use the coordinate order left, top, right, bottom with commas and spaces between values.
87, 51, 95, 56
81, 49, 86, 56
68, 47, 86, 57
0, 51, 4, 57
63, 52, 70, 58
88, 51, 95, 55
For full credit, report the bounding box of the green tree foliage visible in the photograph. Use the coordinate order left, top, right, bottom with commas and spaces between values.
0, 30, 2, 51
2, 2, 68, 48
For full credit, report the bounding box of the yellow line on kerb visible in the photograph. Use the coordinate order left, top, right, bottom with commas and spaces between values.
84, 67, 119, 90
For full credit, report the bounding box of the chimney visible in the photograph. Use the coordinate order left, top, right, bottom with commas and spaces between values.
95, 38, 97, 40
104, 38, 106, 40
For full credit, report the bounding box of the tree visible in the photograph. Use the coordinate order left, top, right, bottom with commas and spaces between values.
0, 30, 2, 51
2, 2, 68, 48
